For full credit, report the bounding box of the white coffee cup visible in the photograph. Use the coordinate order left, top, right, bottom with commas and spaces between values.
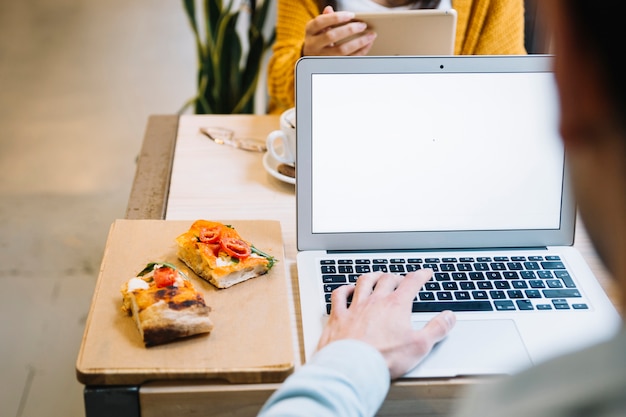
266, 107, 296, 166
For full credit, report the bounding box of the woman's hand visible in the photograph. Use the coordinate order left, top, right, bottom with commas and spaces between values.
303, 6, 377, 56
317, 269, 456, 379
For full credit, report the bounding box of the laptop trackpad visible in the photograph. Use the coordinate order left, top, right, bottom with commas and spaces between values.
405, 319, 532, 378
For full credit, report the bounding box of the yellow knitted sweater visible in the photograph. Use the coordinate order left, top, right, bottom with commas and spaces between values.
267, 0, 527, 114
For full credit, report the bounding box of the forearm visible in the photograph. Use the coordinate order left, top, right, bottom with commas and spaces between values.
267, 0, 318, 113
258, 340, 390, 417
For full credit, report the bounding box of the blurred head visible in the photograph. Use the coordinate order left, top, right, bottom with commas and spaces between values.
543, 0, 626, 295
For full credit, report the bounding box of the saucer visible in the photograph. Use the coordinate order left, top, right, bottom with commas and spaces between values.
263, 152, 295, 185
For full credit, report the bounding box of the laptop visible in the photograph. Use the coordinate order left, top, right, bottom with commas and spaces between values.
294, 55, 622, 378
350, 9, 456, 56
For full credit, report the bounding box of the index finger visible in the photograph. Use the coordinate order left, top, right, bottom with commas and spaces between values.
307, 10, 356, 34
395, 269, 433, 303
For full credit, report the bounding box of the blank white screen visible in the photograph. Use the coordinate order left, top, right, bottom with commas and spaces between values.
310, 72, 564, 234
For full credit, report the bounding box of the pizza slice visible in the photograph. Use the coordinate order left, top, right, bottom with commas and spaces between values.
121, 262, 213, 347
176, 220, 276, 289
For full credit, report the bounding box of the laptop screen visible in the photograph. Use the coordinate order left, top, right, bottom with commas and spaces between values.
296, 56, 574, 251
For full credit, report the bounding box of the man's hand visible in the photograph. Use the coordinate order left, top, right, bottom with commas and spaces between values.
317, 269, 456, 379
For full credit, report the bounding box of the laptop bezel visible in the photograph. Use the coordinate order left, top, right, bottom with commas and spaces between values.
295, 55, 575, 252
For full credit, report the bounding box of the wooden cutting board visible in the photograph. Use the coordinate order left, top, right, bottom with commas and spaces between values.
76, 219, 294, 385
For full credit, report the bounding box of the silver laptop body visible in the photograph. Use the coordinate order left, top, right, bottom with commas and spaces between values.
295, 55, 622, 378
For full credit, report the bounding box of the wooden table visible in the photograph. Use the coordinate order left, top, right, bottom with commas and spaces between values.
81, 114, 621, 417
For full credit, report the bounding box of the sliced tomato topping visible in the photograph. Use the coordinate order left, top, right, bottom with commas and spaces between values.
198, 242, 221, 257
153, 266, 177, 288
198, 226, 221, 243
221, 237, 251, 259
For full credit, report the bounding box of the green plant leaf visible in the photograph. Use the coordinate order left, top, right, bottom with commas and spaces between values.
182, 0, 275, 114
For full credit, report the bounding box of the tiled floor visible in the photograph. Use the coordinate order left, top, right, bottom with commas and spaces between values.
0, 1, 195, 415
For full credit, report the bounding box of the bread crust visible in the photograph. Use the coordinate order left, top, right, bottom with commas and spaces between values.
121, 265, 213, 347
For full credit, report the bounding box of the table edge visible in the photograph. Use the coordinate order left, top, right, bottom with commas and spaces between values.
125, 114, 178, 220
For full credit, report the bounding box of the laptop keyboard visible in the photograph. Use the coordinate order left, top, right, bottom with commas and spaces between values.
319, 254, 588, 314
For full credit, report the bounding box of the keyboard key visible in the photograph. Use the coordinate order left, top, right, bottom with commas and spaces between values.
474, 263, 489, 271
419, 292, 436, 301
555, 271, 577, 288
547, 279, 563, 288
472, 290, 489, 299
355, 265, 370, 274
323, 283, 344, 292
542, 261, 566, 270
321, 265, 336, 273
457, 263, 472, 271
441, 264, 456, 272
507, 262, 524, 270
460, 282, 476, 290
490, 262, 506, 270
435, 273, 451, 281
478, 281, 493, 289
486, 272, 502, 280
543, 289, 581, 298
494, 300, 515, 310
516, 300, 534, 310
524, 261, 541, 270
412, 300, 493, 312
454, 291, 471, 300
469, 272, 485, 280
436, 291, 453, 300
322, 275, 347, 283
494, 280, 511, 289
442, 282, 458, 291
525, 289, 542, 298
489, 290, 506, 299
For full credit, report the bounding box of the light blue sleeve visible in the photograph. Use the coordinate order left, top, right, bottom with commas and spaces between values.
257, 339, 391, 417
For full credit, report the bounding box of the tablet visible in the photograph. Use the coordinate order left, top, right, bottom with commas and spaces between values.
352, 9, 457, 56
